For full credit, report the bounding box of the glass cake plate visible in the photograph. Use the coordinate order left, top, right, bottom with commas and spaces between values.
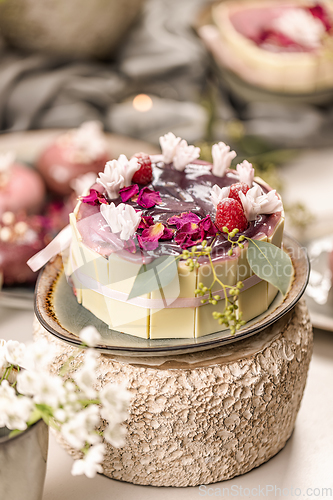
34, 234, 309, 356
0, 129, 159, 309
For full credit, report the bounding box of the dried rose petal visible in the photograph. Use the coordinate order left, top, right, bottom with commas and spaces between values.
167, 212, 201, 229
160, 227, 174, 240
80, 189, 108, 206
137, 235, 159, 251
198, 215, 218, 239
137, 215, 155, 230
119, 184, 139, 203
137, 187, 161, 209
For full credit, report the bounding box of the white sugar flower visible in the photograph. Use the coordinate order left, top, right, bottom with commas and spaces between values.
71, 443, 106, 478
79, 325, 102, 347
70, 172, 97, 196
159, 132, 181, 163
272, 8, 325, 50
72, 121, 107, 160
212, 142, 236, 177
116, 154, 140, 186
103, 423, 127, 448
97, 155, 140, 199
5, 340, 26, 367
173, 140, 200, 171
97, 161, 125, 199
0, 151, 15, 174
239, 184, 283, 221
61, 405, 100, 450
210, 184, 231, 208
100, 202, 141, 241
236, 160, 255, 188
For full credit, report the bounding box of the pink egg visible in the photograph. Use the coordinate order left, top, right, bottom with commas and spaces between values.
37, 142, 108, 196
0, 163, 46, 215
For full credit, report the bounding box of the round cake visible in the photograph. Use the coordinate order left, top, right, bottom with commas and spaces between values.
64, 134, 287, 339
209, 0, 333, 94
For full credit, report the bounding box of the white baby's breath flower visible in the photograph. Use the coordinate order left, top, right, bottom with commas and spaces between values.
70, 172, 97, 196
73, 349, 99, 399
239, 184, 283, 221
79, 326, 102, 347
160, 132, 182, 163
100, 202, 141, 241
210, 185, 230, 208
5, 340, 26, 367
103, 423, 127, 448
0, 380, 33, 430
71, 443, 106, 478
272, 8, 325, 49
0, 339, 10, 371
211, 142, 236, 177
173, 140, 200, 171
61, 405, 100, 450
0, 151, 15, 174
100, 382, 131, 423
236, 160, 255, 188
30, 373, 66, 408
22, 339, 59, 372
72, 121, 107, 161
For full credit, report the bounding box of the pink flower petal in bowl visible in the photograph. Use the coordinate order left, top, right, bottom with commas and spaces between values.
119, 184, 139, 203
137, 187, 161, 209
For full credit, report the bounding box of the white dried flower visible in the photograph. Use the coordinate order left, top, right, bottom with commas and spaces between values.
239, 184, 283, 221
272, 8, 325, 49
100, 382, 131, 423
70, 172, 97, 196
100, 202, 141, 241
79, 326, 102, 347
159, 132, 181, 163
210, 185, 230, 208
211, 142, 236, 177
236, 160, 255, 188
0, 151, 15, 174
72, 121, 107, 161
71, 443, 106, 478
173, 140, 200, 171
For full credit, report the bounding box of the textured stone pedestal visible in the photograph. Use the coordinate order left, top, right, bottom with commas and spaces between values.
33, 300, 313, 487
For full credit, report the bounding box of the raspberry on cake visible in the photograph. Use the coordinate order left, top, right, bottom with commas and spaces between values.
56, 132, 286, 340
131, 153, 153, 185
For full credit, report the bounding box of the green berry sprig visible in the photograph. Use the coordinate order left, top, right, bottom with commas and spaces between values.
180, 236, 246, 335
223, 226, 246, 256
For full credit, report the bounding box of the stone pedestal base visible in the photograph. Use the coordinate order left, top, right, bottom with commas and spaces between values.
33, 300, 313, 487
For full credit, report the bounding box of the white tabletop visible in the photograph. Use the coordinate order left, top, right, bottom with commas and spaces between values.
0, 305, 332, 499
